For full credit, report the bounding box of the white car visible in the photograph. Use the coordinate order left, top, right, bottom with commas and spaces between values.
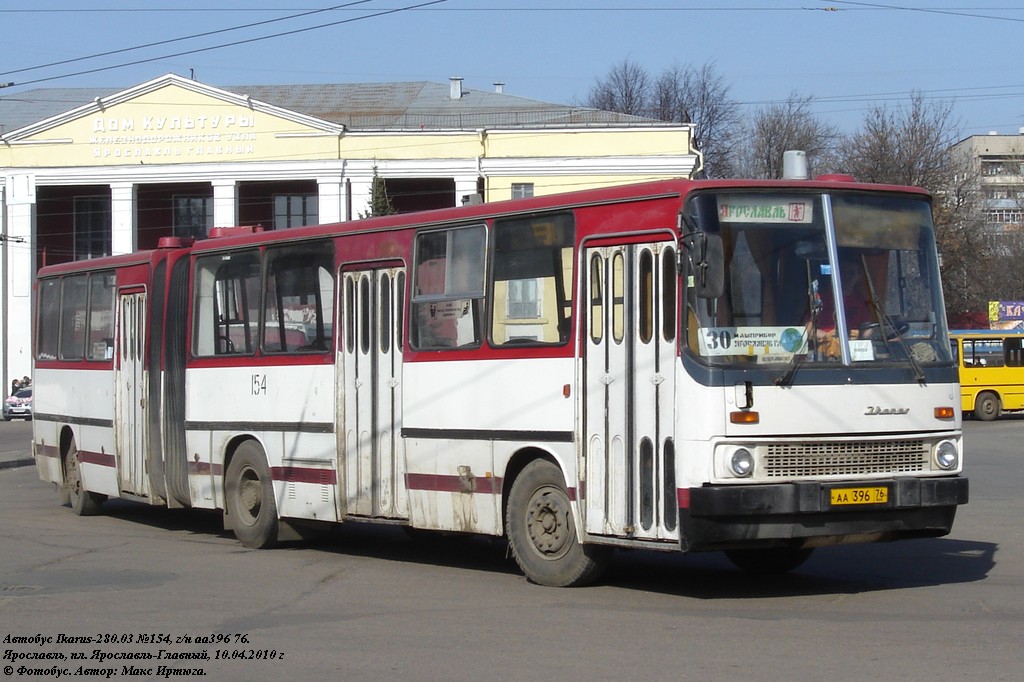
3, 388, 32, 421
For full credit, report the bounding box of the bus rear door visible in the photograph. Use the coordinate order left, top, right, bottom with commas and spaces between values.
341, 267, 408, 519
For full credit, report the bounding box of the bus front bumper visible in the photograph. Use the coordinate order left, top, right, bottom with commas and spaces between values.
679, 476, 969, 553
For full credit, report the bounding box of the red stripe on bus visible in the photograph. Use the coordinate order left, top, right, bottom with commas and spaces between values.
34, 442, 60, 459
188, 461, 224, 476
270, 466, 338, 485
79, 450, 116, 468
406, 473, 503, 495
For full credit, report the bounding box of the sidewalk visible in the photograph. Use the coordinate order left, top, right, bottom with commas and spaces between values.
0, 424, 35, 470
0, 449, 34, 470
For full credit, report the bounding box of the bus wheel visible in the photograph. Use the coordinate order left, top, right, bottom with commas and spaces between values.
725, 547, 813, 575
225, 442, 279, 549
506, 459, 610, 587
64, 440, 105, 516
974, 392, 1001, 421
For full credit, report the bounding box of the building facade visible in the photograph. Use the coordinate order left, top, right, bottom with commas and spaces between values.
0, 74, 700, 390
951, 132, 1024, 237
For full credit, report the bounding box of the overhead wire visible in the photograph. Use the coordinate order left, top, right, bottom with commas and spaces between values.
2, 0, 448, 88
0, 1, 377, 79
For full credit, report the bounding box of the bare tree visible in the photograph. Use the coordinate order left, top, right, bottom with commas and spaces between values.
836, 94, 1007, 320
837, 92, 959, 189
585, 58, 651, 116
738, 93, 839, 179
651, 62, 742, 178
933, 155, 999, 319
588, 59, 742, 177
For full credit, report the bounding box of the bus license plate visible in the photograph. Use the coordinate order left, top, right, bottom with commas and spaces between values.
829, 486, 888, 506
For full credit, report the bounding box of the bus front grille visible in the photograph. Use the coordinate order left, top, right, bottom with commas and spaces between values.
764, 439, 928, 477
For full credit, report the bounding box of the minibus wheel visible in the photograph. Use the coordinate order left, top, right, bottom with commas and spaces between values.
64, 439, 105, 516
974, 392, 1001, 421
506, 459, 610, 587
225, 441, 279, 549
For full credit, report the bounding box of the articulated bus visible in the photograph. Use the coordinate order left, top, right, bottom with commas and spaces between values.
950, 329, 1024, 420
33, 176, 968, 586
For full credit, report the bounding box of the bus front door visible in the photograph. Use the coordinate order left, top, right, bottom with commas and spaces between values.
116, 290, 148, 496
341, 268, 408, 519
582, 242, 679, 542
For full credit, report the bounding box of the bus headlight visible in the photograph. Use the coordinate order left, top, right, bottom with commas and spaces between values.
934, 440, 959, 470
729, 448, 755, 477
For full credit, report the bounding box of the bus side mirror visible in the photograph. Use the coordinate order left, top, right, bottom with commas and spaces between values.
683, 232, 724, 299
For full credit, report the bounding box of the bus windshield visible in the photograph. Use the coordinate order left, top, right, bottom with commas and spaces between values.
684, 190, 952, 370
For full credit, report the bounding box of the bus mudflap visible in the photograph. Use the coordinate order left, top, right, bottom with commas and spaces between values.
678, 476, 969, 552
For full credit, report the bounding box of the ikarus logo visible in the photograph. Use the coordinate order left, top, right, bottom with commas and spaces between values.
865, 406, 910, 416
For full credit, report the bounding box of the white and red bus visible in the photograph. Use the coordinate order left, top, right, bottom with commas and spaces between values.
32, 175, 968, 586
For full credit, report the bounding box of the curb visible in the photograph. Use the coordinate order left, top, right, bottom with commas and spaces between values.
0, 458, 33, 470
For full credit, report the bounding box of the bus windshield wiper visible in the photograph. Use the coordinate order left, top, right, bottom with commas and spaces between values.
775, 351, 805, 387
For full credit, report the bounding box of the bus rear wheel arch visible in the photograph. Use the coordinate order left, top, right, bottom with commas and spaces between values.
224, 440, 280, 549
505, 458, 611, 587
974, 391, 1001, 421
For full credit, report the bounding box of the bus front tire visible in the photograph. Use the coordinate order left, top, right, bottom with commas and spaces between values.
974, 392, 1000, 421
725, 547, 814, 575
64, 441, 105, 516
225, 442, 279, 549
505, 459, 610, 587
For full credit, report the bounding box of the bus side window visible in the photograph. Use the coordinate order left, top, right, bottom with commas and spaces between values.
411, 225, 486, 350
192, 251, 261, 357
86, 272, 116, 361
1005, 337, 1023, 367
36, 278, 61, 361
263, 241, 334, 353
490, 213, 575, 346
59, 275, 89, 361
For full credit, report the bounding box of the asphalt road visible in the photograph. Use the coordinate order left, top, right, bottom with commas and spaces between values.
0, 418, 1021, 681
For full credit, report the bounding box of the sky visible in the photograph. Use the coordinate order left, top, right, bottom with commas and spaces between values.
2, 1, 1024, 140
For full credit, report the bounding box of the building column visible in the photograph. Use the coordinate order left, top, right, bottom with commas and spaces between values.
3, 174, 36, 391
347, 177, 373, 221
110, 182, 136, 255
212, 180, 238, 228
317, 176, 344, 224
455, 175, 481, 206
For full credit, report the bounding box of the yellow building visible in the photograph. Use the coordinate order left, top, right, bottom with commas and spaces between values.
0, 73, 700, 388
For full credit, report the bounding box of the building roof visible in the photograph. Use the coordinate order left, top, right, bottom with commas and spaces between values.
0, 79, 662, 135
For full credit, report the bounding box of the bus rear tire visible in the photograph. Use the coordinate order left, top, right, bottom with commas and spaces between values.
225, 441, 279, 549
974, 392, 1000, 421
725, 547, 813, 575
64, 440, 105, 516
505, 459, 610, 587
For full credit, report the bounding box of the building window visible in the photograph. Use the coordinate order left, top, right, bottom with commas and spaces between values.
987, 209, 1024, 225
173, 195, 213, 239
511, 183, 534, 199
74, 196, 111, 260
274, 194, 318, 229
507, 279, 541, 319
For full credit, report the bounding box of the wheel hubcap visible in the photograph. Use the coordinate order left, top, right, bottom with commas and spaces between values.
525, 486, 573, 560
237, 467, 262, 523
66, 453, 82, 493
